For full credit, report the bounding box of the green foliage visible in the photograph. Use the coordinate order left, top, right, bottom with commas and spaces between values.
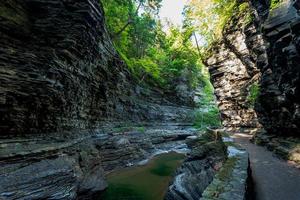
247, 83, 260, 108
184, 0, 253, 51
194, 107, 221, 130
184, 0, 238, 46
239, 2, 254, 27
199, 74, 215, 105
102, 0, 203, 90
137, 126, 146, 133
270, 0, 283, 10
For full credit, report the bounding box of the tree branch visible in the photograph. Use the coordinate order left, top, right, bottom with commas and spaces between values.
113, 1, 143, 38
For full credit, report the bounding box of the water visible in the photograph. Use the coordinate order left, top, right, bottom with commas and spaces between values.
101, 152, 185, 200
227, 146, 246, 157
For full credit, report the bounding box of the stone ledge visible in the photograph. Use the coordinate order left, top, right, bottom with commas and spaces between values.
201, 145, 250, 200
253, 131, 300, 168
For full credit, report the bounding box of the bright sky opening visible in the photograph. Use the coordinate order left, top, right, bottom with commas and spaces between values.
159, 0, 187, 29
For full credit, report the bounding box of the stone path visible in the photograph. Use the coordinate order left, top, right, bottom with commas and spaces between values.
232, 133, 300, 200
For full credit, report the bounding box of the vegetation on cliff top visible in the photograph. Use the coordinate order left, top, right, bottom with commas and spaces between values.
103, 0, 249, 88
102, 0, 204, 91
270, 0, 284, 10
102, 0, 223, 128
184, 0, 253, 58
102, 0, 257, 129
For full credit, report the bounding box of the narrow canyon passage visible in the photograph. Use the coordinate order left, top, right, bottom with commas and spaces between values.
1, 0, 300, 199
233, 133, 300, 200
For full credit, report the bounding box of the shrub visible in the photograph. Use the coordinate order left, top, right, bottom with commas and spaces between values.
194, 107, 221, 130
270, 0, 283, 10
247, 83, 260, 108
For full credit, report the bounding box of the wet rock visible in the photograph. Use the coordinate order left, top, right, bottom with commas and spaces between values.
0, 125, 196, 199
165, 131, 227, 200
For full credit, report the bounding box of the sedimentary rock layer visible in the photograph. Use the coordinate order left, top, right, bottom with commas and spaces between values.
0, 125, 196, 199
257, 1, 300, 136
0, 0, 196, 136
165, 131, 228, 200
0, 0, 198, 199
206, 11, 262, 129
206, 0, 300, 136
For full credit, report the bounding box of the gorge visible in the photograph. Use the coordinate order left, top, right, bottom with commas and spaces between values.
0, 0, 300, 199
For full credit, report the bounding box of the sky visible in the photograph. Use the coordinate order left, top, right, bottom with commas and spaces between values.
159, 0, 187, 28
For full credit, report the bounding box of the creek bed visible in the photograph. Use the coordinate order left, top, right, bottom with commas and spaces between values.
101, 152, 185, 200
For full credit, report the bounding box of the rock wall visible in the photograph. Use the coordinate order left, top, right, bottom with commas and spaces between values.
257, 1, 300, 136
165, 130, 227, 200
0, 0, 198, 199
0, 0, 196, 136
206, 0, 300, 136
205, 11, 262, 130
0, 126, 195, 199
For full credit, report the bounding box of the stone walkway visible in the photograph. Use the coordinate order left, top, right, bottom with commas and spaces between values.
233, 133, 300, 200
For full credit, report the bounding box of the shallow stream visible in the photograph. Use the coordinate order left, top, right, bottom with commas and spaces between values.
101, 152, 185, 200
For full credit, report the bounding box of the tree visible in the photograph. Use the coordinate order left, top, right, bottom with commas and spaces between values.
183, 0, 237, 46
102, 0, 204, 90
107, 0, 162, 39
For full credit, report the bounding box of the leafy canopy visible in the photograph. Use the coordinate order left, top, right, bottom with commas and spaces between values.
102, 0, 203, 90
102, 0, 221, 128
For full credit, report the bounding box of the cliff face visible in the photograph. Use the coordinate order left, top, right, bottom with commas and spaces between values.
0, 0, 198, 199
258, 1, 300, 136
206, 0, 300, 136
206, 12, 262, 130
0, 0, 196, 136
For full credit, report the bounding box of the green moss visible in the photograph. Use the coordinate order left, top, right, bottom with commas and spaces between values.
246, 83, 260, 108
220, 131, 230, 138
0, 3, 27, 25
239, 2, 255, 27
202, 158, 237, 199
137, 126, 146, 133
223, 141, 237, 147
217, 157, 237, 181
270, 0, 284, 10
189, 131, 227, 160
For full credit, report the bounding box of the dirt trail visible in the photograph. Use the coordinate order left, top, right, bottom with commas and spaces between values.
233, 133, 300, 200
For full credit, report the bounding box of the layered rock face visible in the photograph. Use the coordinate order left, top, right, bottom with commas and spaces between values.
257, 1, 300, 136
0, 0, 195, 136
0, 126, 196, 199
165, 130, 250, 200
0, 0, 198, 199
165, 131, 227, 200
206, 12, 262, 130
207, 0, 300, 136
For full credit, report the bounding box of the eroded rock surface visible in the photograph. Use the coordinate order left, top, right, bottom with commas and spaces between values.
164, 130, 228, 200
205, 10, 262, 130
0, 0, 196, 136
206, 0, 300, 137
257, 1, 300, 136
0, 0, 199, 199
0, 125, 197, 199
